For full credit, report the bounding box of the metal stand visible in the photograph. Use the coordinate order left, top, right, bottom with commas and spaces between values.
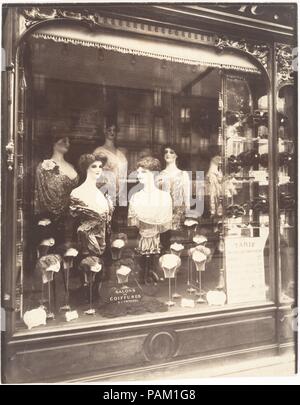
165, 277, 175, 307
186, 256, 196, 294
84, 274, 96, 315
40, 281, 47, 306
172, 273, 181, 299
38, 245, 49, 306
46, 280, 55, 320
216, 268, 225, 290
196, 270, 205, 304
60, 258, 72, 311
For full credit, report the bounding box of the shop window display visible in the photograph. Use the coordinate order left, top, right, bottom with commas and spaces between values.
16, 33, 274, 331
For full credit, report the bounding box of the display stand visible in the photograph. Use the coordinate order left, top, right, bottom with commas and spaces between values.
46, 278, 55, 319
186, 256, 197, 294
85, 275, 96, 315
37, 254, 61, 320
170, 243, 184, 299
192, 251, 207, 304
159, 254, 181, 307
37, 241, 54, 306
116, 265, 132, 288
80, 256, 103, 316
60, 257, 72, 311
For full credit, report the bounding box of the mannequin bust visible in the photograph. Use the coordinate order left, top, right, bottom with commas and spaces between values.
205, 155, 223, 217
225, 113, 242, 157
34, 133, 79, 246
94, 123, 128, 197
128, 156, 172, 284
70, 154, 113, 257
128, 156, 172, 255
157, 145, 190, 230
34, 134, 78, 220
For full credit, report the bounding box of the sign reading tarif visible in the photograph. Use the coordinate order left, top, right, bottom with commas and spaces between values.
225, 228, 268, 304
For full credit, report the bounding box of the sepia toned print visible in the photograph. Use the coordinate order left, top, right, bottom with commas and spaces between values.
1, 3, 297, 383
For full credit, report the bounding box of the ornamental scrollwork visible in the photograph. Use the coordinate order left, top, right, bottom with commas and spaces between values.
276, 44, 295, 86
214, 4, 295, 26
21, 7, 98, 28
215, 35, 269, 71
21, 8, 60, 28
22, 8, 271, 72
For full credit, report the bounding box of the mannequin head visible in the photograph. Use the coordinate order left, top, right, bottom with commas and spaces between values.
161, 144, 182, 168
52, 136, 70, 155
104, 124, 118, 143
49, 124, 72, 157
136, 156, 161, 186
163, 146, 177, 164
78, 153, 107, 181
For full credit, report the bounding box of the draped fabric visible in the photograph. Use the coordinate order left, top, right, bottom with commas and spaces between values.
135, 222, 161, 255
34, 161, 79, 219
70, 195, 113, 256
32, 26, 261, 73
128, 188, 172, 255
128, 188, 172, 227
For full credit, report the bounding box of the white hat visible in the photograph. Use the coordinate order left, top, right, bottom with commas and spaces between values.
193, 235, 207, 245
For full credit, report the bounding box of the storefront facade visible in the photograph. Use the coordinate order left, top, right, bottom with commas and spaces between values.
1, 4, 297, 383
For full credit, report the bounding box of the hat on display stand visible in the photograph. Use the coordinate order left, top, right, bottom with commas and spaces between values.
193, 234, 208, 246
116, 265, 132, 287
36, 254, 62, 319
58, 244, 79, 313
184, 218, 198, 241
111, 233, 128, 260
159, 254, 181, 307
80, 256, 103, 315
170, 242, 184, 257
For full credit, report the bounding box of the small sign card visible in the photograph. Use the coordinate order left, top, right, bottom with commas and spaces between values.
105, 286, 143, 305
225, 231, 268, 304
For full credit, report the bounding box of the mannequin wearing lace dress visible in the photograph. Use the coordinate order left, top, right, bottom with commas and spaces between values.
128, 157, 172, 283
94, 124, 128, 201
157, 146, 190, 231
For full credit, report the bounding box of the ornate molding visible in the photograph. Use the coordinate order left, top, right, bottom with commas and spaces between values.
22, 8, 60, 28
22, 7, 270, 74
276, 44, 295, 86
21, 7, 215, 46
215, 35, 269, 71
213, 4, 296, 26
6, 141, 15, 171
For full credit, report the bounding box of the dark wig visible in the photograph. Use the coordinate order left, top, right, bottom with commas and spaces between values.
41, 125, 71, 159
161, 143, 185, 169
161, 144, 180, 159
78, 153, 107, 175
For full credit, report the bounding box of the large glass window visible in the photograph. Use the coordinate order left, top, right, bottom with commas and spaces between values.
15, 30, 273, 332
277, 84, 296, 304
